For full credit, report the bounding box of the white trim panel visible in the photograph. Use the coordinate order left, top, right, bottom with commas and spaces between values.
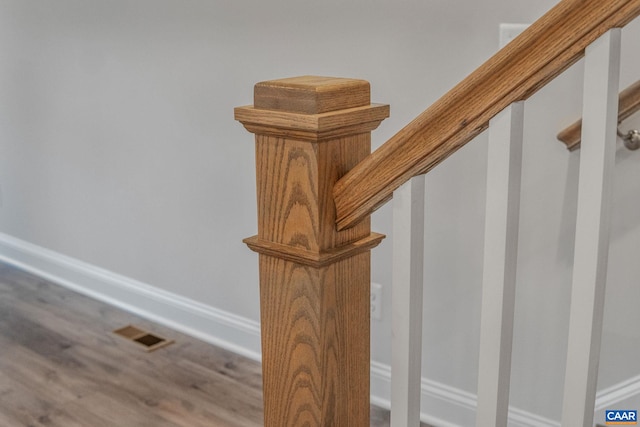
477, 101, 524, 427
391, 175, 426, 427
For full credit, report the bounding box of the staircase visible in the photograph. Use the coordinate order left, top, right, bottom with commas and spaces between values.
236, 1, 640, 425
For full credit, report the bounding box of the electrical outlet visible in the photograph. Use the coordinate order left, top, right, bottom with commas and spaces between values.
371, 282, 382, 321
499, 23, 530, 49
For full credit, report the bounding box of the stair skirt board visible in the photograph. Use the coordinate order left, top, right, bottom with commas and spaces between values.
0, 232, 638, 427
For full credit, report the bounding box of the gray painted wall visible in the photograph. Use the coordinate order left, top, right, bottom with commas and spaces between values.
1, 0, 639, 424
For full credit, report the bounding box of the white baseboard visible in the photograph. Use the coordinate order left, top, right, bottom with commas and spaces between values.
371, 361, 561, 427
595, 373, 640, 410
0, 232, 262, 362
371, 361, 471, 427
0, 232, 637, 427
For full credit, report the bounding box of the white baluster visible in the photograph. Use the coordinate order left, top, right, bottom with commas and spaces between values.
476, 101, 524, 427
561, 29, 621, 427
391, 175, 425, 427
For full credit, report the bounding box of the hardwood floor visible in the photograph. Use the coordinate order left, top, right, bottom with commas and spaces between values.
0, 262, 424, 427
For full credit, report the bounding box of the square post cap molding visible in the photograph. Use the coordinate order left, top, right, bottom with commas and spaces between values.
254, 76, 371, 114
235, 76, 391, 143
235, 76, 388, 426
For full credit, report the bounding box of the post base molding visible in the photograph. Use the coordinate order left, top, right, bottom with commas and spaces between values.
243, 233, 384, 268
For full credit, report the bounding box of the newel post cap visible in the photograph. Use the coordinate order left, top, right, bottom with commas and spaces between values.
234, 76, 389, 141
253, 75, 371, 114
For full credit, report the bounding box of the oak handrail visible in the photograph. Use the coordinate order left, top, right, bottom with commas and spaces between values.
558, 79, 640, 151
333, 0, 640, 231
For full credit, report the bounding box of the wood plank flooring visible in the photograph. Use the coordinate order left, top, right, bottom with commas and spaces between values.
0, 262, 423, 427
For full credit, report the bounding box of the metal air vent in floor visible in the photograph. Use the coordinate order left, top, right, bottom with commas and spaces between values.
113, 325, 173, 352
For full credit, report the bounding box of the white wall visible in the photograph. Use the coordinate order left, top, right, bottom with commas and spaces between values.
1, 0, 639, 425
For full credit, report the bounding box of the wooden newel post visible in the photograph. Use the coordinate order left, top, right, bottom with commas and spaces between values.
235, 76, 389, 426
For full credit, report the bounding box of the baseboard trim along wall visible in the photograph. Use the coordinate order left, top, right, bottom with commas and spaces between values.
595, 373, 640, 411
0, 232, 263, 361
371, 361, 561, 427
0, 232, 637, 427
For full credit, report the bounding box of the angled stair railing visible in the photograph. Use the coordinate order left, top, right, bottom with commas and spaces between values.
558, 79, 640, 150
333, 0, 640, 231
235, 1, 640, 426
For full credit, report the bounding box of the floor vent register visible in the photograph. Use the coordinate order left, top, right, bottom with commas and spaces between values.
113, 325, 173, 352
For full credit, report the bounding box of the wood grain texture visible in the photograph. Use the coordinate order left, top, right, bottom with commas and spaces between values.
254, 134, 375, 251
237, 77, 388, 426
254, 76, 371, 114
0, 263, 264, 427
333, 0, 640, 230
258, 254, 370, 426
558, 79, 640, 150
234, 104, 390, 142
